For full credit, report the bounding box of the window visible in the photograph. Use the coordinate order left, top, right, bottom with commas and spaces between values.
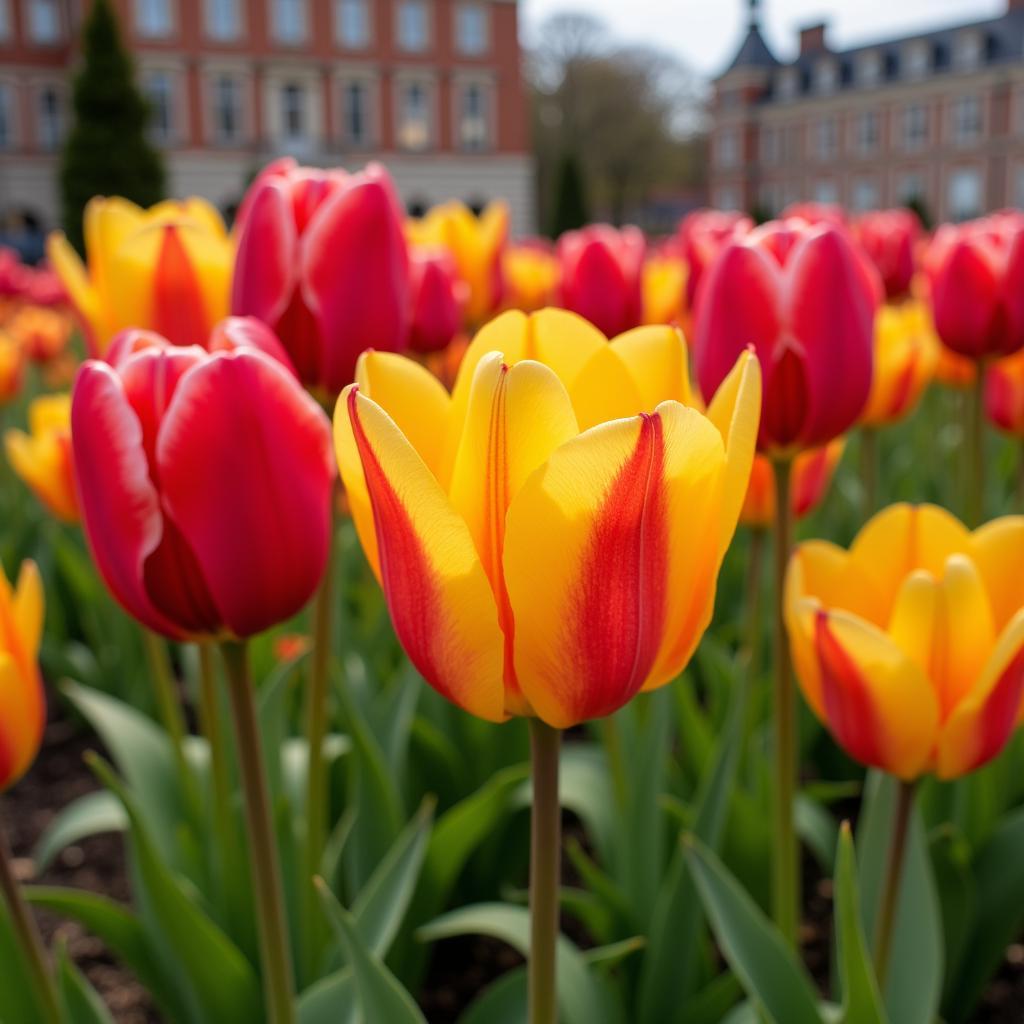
136, 0, 171, 37
851, 177, 879, 211
143, 71, 174, 143
814, 179, 839, 204
0, 83, 13, 148
955, 31, 982, 70
716, 127, 739, 168
714, 186, 741, 211
856, 110, 879, 155
206, 0, 241, 40
858, 51, 881, 86
336, 0, 369, 47
396, 0, 428, 52
903, 103, 928, 150
948, 168, 982, 220
455, 3, 487, 55
27, 0, 60, 42
37, 86, 60, 149
777, 69, 798, 100
1015, 167, 1024, 209
341, 79, 370, 145
397, 80, 430, 150
215, 75, 243, 142
0, 0, 10, 41
897, 172, 925, 204
281, 82, 306, 140
758, 183, 779, 217
273, 0, 305, 43
952, 95, 981, 144
759, 125, 779, 166
905, 41, 929, 78
815, 116, 838, 161
815, 59, 837, 94
459, 82, 488, 150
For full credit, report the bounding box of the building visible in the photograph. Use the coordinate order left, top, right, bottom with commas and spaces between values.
0, 0, 534, 233
711, 0, 1024, 222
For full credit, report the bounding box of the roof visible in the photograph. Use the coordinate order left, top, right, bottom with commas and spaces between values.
725, 25, 779, 72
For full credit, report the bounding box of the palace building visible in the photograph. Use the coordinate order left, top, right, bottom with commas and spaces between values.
711, 0, 1024, 221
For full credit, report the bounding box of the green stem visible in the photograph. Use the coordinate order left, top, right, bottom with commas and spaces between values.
861, 427, 879, 517
739, 528, 766, 754
301, 517, 337, 982
221, 641, 296, 1024
0, 816, 61, 1024
1018, 440, 1024, 511
771, 457, 799, 947
966, 369, 986, 527
529, 719, 562, 1024
874, 780, 916, 989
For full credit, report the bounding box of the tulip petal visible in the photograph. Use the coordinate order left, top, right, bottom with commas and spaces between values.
150, 224, 217, 347
568, 345, 645, 431
0, 652, 43, 791
937, 609, 1024, 778
156, 351, 335, 639
610, 325, 691, 408
46, 233, 102, 348
970, 516, 1024, 632
337, 386, 506, 721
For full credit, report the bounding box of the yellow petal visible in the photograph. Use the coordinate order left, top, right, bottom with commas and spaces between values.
969, 515, 1024, 633
568, 345, 645, 431
12, 561, 43, 659
610, 325, 691, 408
887, 569, 938, 677
46, 232, 101, 342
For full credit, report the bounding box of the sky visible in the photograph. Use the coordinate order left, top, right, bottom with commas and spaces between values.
520, 0, 1008, 78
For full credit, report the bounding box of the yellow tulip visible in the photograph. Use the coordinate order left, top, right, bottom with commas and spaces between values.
334, 308, 760, 726
786, 503, 1024, 780
6, 394, 78, 523
862, 301, 938, 426
642, 254, 687, 326
503, 243, 559, 313
0, 331, 24, 403
47, 196, 233, 354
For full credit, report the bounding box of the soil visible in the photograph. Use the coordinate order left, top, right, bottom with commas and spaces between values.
4, 712, 1024, 1023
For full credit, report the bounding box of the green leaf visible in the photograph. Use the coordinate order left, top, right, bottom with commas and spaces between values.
684, 837, 825, 1024
33, 791, 127, 872
316, 879, 427, 1024
833, 825, 887, 1024
56, 943, 116, 1024
0, 897, 47, 1024
417, 902, 614, 1024
796, 793, 839, 872
297, 967, 356, 1024
458, 967, 527, 1024
856, 773, 942, 1024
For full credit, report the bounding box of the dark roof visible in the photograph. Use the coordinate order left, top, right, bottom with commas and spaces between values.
725, 25, 779, 72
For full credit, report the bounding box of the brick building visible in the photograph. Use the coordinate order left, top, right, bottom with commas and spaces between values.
711, 0, 1024, 222
0, 0, 534, 232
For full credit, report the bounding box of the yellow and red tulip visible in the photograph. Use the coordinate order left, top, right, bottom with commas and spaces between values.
5, 394, 78, 523
502, 241, 559, 313
0, 331, 25, 403
0, 561, 45, 793
786, 504, 1024, 780
741, 441, 844, 529
334, 308, 760, 727
6, 306, 72, 364
985, 348, 1024, 435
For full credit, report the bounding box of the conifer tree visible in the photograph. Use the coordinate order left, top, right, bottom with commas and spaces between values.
549, 151, 590, 237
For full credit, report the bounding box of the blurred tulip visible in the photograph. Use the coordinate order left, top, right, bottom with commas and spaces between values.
334, 308, 760, 726
557, 225, 645, 338
408, 200, 508, 325
503, 240, 559, 312
926, 212, 1024, 361
6, 307, 72, 364
935, 346, 978, 389
678, 209, 753, 310
862, 301, 938, 426
0, 561, 45, 793
985, 348, 1024, 435
694, 219, 878, 454
5, 395, 77, 522
48, 197, 233, 355
786, 503, 1024, 779
781, 201, 847, 227
71, 332, 334, 640
642, 251, 687, 325
408, 249, 465, 354
741, 441, 844, 529
853, 209, 920, 302
232, 159, 409, 398
0, 332, 24, 403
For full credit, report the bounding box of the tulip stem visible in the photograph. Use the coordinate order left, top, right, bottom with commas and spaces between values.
771, 456, 799, 948
529, 719, 562, 1024
967, 370, 986, 527
860, 427, 879, 516
0, 815, 61, 1024
874, 780, 916, 989
301, 514, 337, 982
740, 529, 767, 750
221, 641, 296, 1024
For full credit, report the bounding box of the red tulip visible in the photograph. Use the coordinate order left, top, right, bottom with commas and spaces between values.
781, 202, 847, 227
853, 209, 920, 302
557, 225, 645, 338
232, 158, 410, 397
926, 213, 1024, 361
408, 249, 465, 354
71, 333, 334, 639
694, 219, 878, 454
678, 209, 753, 310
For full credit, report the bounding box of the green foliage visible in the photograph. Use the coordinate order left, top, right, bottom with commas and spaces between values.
549, 151, 590, 237
59, 0, 164, 250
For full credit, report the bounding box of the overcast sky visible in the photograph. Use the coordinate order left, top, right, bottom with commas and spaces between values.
520, 0, 1008, 77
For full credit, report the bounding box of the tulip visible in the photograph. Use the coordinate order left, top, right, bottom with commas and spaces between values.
694, 219, 879, 455
5, 394, 78, 522
986, 348, 1024, 435
678, 209, 752, 311
642, 250, 687, 326
781, 201, 847, 227
71, 331, 334, 640
0, 331, 24, 403
503, 241, 559, 313
408, 249, 465, 354
741, 441, 844, 529
232, 158, 410, 398
861, 301, 937, 426
408, 200, 508, 325
557, 225, 645, 339
853, 209, 920, 302
6, 307, 72, 364
48, 197, 233, 355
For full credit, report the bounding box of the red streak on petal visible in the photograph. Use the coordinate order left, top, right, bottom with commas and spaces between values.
152, 225, 209, 347
349, 389, 459, 707
570, 413, 668, 721
815, 611, 884, 770
968, 642, 1024, 772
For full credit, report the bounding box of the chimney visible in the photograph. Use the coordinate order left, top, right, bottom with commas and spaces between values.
1009, 0, 1024, 10
799, 22, 828, 54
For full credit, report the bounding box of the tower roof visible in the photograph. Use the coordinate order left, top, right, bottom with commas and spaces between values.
722, 0, 779, 74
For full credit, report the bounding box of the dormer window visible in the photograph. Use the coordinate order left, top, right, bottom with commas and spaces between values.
816, 58, 837, 94
858, 50, 881, 86
955, 31, 982, 70
778, 68, 798, 100
905, 41, 929, 78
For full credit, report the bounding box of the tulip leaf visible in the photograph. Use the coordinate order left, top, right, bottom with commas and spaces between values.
683, 837, 825, 1024
833, 824, 888, 1024
316, 879, 427, 1024
417, 902, 615, 1024
296, 967, 356, 1024
33, 790, 128, 872
55, 942, 116, 1024
856, 773, 943, 1024
457, 966, 528, 1024
796, 792, 840, 872
0, 898, 48, 1024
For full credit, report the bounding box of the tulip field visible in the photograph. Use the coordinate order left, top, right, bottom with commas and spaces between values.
3, 171, 1024, 1024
